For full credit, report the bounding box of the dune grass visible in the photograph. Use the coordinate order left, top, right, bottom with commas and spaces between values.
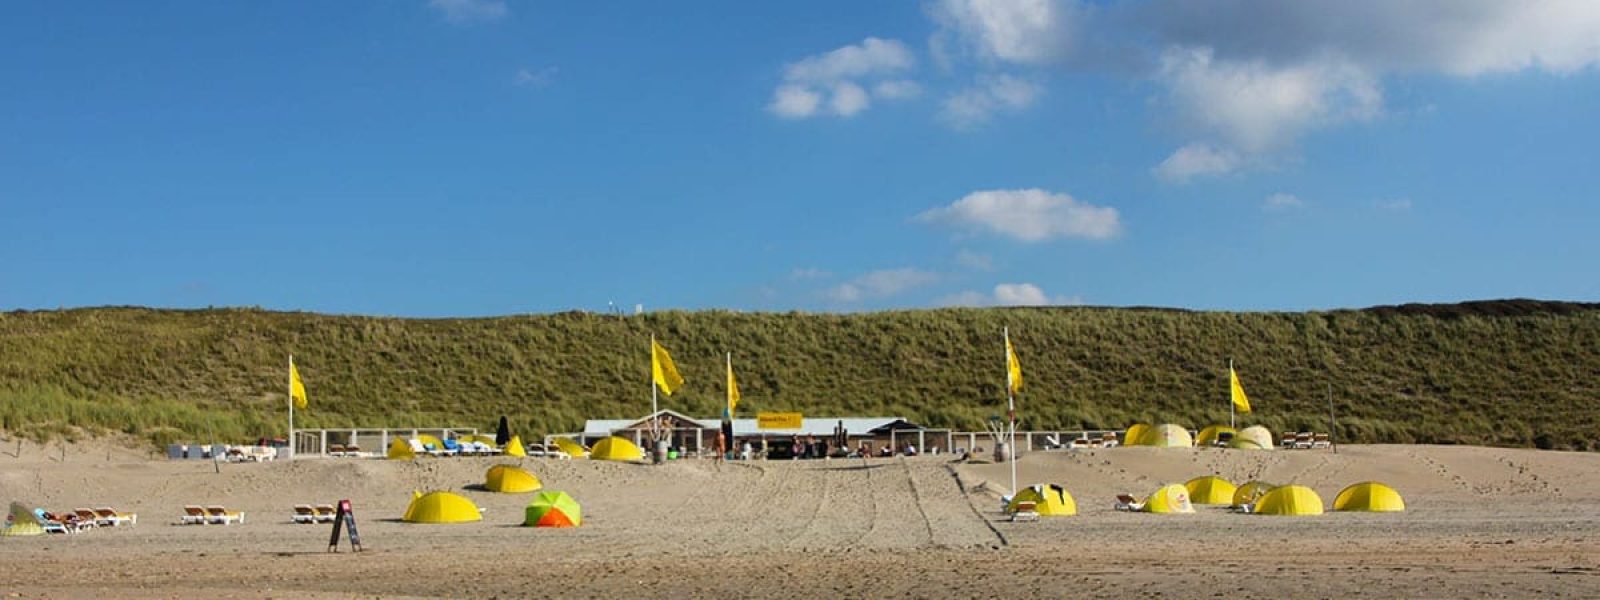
1, 300, 1597, 450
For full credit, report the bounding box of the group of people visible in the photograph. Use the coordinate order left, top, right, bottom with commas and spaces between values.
706, 431, 936, 462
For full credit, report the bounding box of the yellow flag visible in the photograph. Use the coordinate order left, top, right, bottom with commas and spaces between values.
1005, 334, 1023, 394
651, 339, 685, 396
725, 356, 740, 419
1230, 366, 1251, 413
289, 360, 308, 409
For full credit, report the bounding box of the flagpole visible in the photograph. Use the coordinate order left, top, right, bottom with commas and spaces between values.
1228, 359, 1235, 429
650, 335, 659, 417
287, 354, 295, 461
1006, 327, 1017, 498
725, 352, 733, 420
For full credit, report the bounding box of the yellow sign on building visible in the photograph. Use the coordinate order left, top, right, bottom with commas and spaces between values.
757, 412, 803, 430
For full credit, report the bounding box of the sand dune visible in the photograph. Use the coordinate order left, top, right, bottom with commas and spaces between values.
2, 440, 1597, 598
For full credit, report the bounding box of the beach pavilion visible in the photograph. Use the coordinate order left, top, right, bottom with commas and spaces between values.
554, 409, 941, 458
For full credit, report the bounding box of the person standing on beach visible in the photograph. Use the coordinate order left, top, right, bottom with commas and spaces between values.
714, 430, 726, 465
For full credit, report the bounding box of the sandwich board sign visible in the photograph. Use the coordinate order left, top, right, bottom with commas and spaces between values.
327, 499, 362, 553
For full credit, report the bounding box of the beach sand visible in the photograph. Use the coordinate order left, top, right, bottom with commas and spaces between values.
2, 439, 1597, 598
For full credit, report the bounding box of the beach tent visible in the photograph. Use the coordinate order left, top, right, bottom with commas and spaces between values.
1134, 424, 1194, 448
1226, 437, 1271, 450
524, 491, 582, 527
589, 436, 644, 462
1195, 425, 1237, 446
485, 464, 542, 493
1, 502, 45, 536
1123, 424, 1152, 447
504, 435, 527, 457
1334, 482, 1406, 512
402, 491, 482, 524
415, 434, 446, 452
1231, 426, 1275, 450
1254, 485, 1323, 516
1232, 481, 1277, 507
1006, 484, 1077, 516
1185, 475, 1238, 505
387, 438, 416, 460
1142, 483, 1195, 514
552, 437, 589, 458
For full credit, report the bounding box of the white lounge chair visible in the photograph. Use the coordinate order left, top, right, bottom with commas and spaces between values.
205, 505, 244, 525
1010, 501, 1040, 522
291, 505, 317, 524
180, 505, 208, 525
1311, 433, 1331, 449
93, 507, 137, 527
313, 504, 337, 523
1114, 493, 1144, 511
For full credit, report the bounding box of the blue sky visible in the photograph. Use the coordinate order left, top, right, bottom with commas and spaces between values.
4, 1, 1598, 316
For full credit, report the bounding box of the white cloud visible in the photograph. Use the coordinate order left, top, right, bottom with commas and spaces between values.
919, 188, 1120, 242
427, 0, 507, 24
1264, 192, 1306, 210
513, 66, 557, 88
769, 38, 917, 120
769, 85, 823, 119
939, 74, 1042, 128
955, 249, 994, 271
1152, 142, 1243, 182
929, 0, 1077, 65
1376, 197, 1414, 212
937, 282, 1083, 307
824, 268, 939, 302
789, 267, 832, 281
829, 82, 871, 117
873, 79, 923, 100
1158, 48, 1382, 155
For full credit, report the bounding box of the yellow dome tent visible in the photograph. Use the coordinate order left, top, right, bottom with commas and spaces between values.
1195, 425, 1237, 446
1232, 480, 1277, 508
590, 436, 644, 461
1135, 424, 1194, 448
1006, 484, 1077, 516
1123, 423, 1152, 447
485, 464, 542, 493
552, 437, 589, 458
1185, 475, 1238, 505
387, 438, 416, 460
1142, 483, 1195, 514
504, 435, 527, 457
1334, 482, 1406, 512
1254, 484, 1323, 516
1231, 425, 1275, 450
402, 491, 482, 524
2, 502, 45, 536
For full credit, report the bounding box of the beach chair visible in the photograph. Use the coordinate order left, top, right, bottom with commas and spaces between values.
1281, 432, 1297, 448
291, 505, 317, 524
344, 444, 362, 457
328, 444, 347, 457
33, 509, 71, 534
1311, 433, 1331, 449
313, 504, 337, 523
73, 508, 101, 529
1101, 432, 1120, 448
1042, 435, 1062, 450
180, 505, 208, 525
1114, 494, 1144, 512
205, 506, 245, 525
93, 507, 137, 527
1294, 432, 1314, 450
1010, 501, 1040, 522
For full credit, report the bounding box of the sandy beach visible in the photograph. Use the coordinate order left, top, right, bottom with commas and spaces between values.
2, 440, 1598, 598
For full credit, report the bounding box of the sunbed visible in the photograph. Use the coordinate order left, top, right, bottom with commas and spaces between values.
313, 504, 337, 523
180, 505, 208, 525
1114, 494, 1144, 511
292, 504, 317, 524
1311, 433, 1331, 449
205, 505, 245, 525
1010, 501, 1040, 522
92, 506, 137, 527
73, 508, 101, 529
33, 509, 72, 534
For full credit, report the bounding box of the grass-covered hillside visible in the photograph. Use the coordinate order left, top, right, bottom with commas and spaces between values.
1, 301, 1597, 450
